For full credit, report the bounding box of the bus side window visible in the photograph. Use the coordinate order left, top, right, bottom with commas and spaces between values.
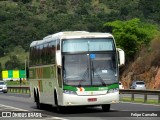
50, 41, 56, 64
43, 43, 48, 64
57, 39, 60, 50
33, 46, 36, 65
48, 42, 52, 64
46, 43, 50, 64
42, 44, 45, 64
39, 44, 43, 65
37, 45, 41, 65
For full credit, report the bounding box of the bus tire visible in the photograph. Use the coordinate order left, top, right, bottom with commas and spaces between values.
54, 91, 64, 113
101, 104, 110, 112
36, 90, 41, 109
34, 89, 37, 102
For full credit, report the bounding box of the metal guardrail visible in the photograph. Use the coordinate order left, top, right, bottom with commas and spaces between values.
120, 89, 160, 104
7, 86, 30, 94
7, 87, 160, 103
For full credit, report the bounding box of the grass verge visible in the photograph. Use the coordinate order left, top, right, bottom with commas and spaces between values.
120, 97, 159, 105
6, 80, 29, 86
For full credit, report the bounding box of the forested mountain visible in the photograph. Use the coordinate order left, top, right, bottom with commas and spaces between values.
1, 0, 160, 55
0, 0, 160, 84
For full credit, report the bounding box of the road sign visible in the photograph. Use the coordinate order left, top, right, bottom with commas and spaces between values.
2, 70, 26, 80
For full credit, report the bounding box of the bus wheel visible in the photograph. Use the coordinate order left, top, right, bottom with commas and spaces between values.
34, 89, 37, 102
101, 104, 110, 112
54, 92, 64, 113
36, 92, 41, 109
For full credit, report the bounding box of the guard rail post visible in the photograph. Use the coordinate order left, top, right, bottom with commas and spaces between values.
158, 94, 160, 104
26, 88, 27, 93
7, 86, 30, 94
120, 89, 160, 104
131, 94, 134, 101
144, 94, 147, 103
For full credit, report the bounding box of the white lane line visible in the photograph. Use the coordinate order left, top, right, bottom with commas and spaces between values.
120, 102, 160, 107
0, 104, 68, 120
111, 108, 129, 111
0, 104, 28, 111
44, 117, 69, 120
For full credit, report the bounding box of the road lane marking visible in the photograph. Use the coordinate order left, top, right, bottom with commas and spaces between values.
0, 104, 28, 111
44, 117, 69, 120
0, 104, 69, 120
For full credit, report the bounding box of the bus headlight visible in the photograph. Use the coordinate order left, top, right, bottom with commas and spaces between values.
108, 88, 119, 93
63, 90, 77, 95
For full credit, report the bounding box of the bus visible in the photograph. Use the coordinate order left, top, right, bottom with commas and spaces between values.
28, 31, 125, 112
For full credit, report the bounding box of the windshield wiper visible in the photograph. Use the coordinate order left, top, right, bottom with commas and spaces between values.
78, 68, 88, 87
94, 69, 106, 86
91, 61, 106, 86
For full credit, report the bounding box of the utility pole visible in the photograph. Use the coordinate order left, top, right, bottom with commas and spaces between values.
25, 59, 27, 80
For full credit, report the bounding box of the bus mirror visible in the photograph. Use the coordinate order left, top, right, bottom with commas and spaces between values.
117, 48, 125, 66
56, 50, 62, 66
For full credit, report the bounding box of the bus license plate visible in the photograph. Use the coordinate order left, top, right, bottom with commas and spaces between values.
88, 98, 97, 102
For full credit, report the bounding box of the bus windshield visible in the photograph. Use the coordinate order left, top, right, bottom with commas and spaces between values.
62, 38, 118, 87
62, 38, 114, 52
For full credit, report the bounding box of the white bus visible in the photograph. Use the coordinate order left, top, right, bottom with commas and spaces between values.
28, 31, 125, 112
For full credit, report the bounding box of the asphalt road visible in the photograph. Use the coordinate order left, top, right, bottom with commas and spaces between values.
0, 93, 159, 120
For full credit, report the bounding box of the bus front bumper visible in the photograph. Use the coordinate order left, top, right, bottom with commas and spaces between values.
62, 92, 119, 106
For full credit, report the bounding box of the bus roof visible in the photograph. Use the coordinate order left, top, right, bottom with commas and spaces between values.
30, 31, 114, 47
30, 40, 42, 47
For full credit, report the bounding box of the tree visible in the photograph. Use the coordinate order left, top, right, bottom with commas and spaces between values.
13, 0, 32, 4
138, 0, 160, 24
104, 18, 158, 61
5, 55, 24, 70
0, 46, 4, 57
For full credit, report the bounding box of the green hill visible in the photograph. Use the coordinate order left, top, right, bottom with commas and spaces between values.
0, 0, 160, 84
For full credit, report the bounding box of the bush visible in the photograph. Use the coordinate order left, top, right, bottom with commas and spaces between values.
104, 18, 158, 61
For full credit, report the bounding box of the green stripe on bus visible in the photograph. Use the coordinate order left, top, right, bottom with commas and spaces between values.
63, 84, 118, 91
63, 85, 77, 91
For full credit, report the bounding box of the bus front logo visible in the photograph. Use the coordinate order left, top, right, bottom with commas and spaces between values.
77, 87, 85, 92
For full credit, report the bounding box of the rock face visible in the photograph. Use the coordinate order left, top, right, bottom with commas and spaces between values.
121, 36, 160, 90
121, 66, 160, 89
154, 68, 160, 89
